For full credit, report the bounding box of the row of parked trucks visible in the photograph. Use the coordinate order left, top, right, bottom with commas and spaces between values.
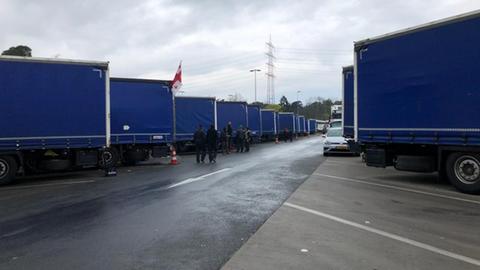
341, 10, 480, 194
0, 55, 319, 185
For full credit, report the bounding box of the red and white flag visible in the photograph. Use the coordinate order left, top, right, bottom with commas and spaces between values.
171, 61, 182, 95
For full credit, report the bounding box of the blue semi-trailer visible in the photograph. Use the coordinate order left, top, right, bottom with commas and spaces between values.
110, 78, 173, 164
355, 10, 480, 193
278, 112, 295, 138
342, 65, 354, 138
0, 56, 110, 184
247, 105, 262, 141
261, 109, 277, 140
298, 115, 306, 135
216, 101, 248, 134
294, 115, 300, 135
308, 119, 317, 134
175, 96, 216, 144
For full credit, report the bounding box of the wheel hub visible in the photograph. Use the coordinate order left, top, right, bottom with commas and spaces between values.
103, 152, 113, 163
455, 156, 480, 184
0, 159, 8, 178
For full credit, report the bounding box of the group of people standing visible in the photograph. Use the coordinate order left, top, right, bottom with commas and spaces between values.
193, 122, 253, 163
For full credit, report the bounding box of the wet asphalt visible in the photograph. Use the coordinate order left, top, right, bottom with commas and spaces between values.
0, 135, 325, 270
222, 156, 480, 270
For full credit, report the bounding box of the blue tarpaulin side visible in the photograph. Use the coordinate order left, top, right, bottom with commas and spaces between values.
261, 110, 276, 135
0, 58, 107, 150
247, 105, 261, 136
275, 112, 280, 135
298, 116, 305, 133
308, 119, 317, 134
278, 113, 295, 132
343, 66, 354, 138
217, 102, 248, 134
175, 97, 216, 141
294, 115, 300, 133
110, 78, 173, 144
357, 15, 480, 146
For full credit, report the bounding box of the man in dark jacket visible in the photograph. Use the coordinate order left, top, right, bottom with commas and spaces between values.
244, 127, 252, 152
283, 128, 289, 143
206, 125, 218, 163
193, 125, 206, 163
226, 122, 233, 154
236, 125, 245, 153
220, 128, 227, 154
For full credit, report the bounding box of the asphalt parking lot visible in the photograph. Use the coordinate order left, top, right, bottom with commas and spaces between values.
1, 136, 479, 270
223, 156, 480, 270
0, 135, 325, 270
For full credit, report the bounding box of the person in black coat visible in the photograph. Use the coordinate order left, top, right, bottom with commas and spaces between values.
206, 125, 218, 163
236, 126, 245, 153
226, 122, 233, 154
220, 128, 228, 154
193, 125, 206, 163
245, 127, 252, 152
283, 128, 289, 143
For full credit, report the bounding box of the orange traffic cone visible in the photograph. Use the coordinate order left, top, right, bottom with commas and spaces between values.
170, 146, 178, 165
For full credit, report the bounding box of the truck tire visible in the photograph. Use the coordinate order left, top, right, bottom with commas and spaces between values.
0, 156, 18, 185
99, 148, 119, 169
446, 153, 480, 194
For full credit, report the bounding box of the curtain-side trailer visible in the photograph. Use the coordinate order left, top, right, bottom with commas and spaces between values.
355, 10, 480, 193
247, 105, 262, 142
174, 96, 216, 150
0, 56, 110, 184
110, 78, 173, 164
260, 109, 277, 141
342, 65, 354, 138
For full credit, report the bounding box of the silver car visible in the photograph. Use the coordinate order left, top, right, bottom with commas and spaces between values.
323, 128, 355, 156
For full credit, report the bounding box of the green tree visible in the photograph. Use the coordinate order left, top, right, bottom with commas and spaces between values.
291, 100, 303, 114
250, 101, 265, 107
279, 95, 290, 112
2, 45, 32, 57
264, 104, 281, 111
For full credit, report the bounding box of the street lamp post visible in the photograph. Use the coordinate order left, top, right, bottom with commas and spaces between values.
296, 90, 301, 114
250, 69, 261, 102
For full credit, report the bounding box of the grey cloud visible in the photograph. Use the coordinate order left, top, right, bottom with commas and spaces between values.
1, 0, 479, 102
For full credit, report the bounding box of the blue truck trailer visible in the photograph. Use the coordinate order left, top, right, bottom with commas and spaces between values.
216, 101, 248, 134
261, 109, 277, 140
294, 115, 300, 135
355, 10, 480, 193
298, 115, 306, 135
342, 66, 354, 138
174, 96, 217, 150
110, 78, 172, 164
0, 56, 110, 184
275, 112, 280, 134
308, 119, 317, 134
278, 112, 296, 139
247, 105, 262, 141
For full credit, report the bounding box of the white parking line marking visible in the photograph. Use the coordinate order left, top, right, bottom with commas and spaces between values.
167, 168, 232, 189
284, 202, 480, 267
314, 173, 480, 205
0, 180, 96, 191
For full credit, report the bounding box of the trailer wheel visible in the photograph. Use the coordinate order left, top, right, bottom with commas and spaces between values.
99, 148, 119, 169
446, 153, 480, 194
0, 156, 18, 185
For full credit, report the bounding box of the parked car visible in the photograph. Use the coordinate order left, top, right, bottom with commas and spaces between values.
323, 128, 356, 156
329, 120, 342, 129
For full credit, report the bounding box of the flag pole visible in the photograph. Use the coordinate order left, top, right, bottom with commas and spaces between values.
171, 61, 182, 147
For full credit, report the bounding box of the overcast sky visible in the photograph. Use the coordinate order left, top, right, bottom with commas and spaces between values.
1, 0, 479, 104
